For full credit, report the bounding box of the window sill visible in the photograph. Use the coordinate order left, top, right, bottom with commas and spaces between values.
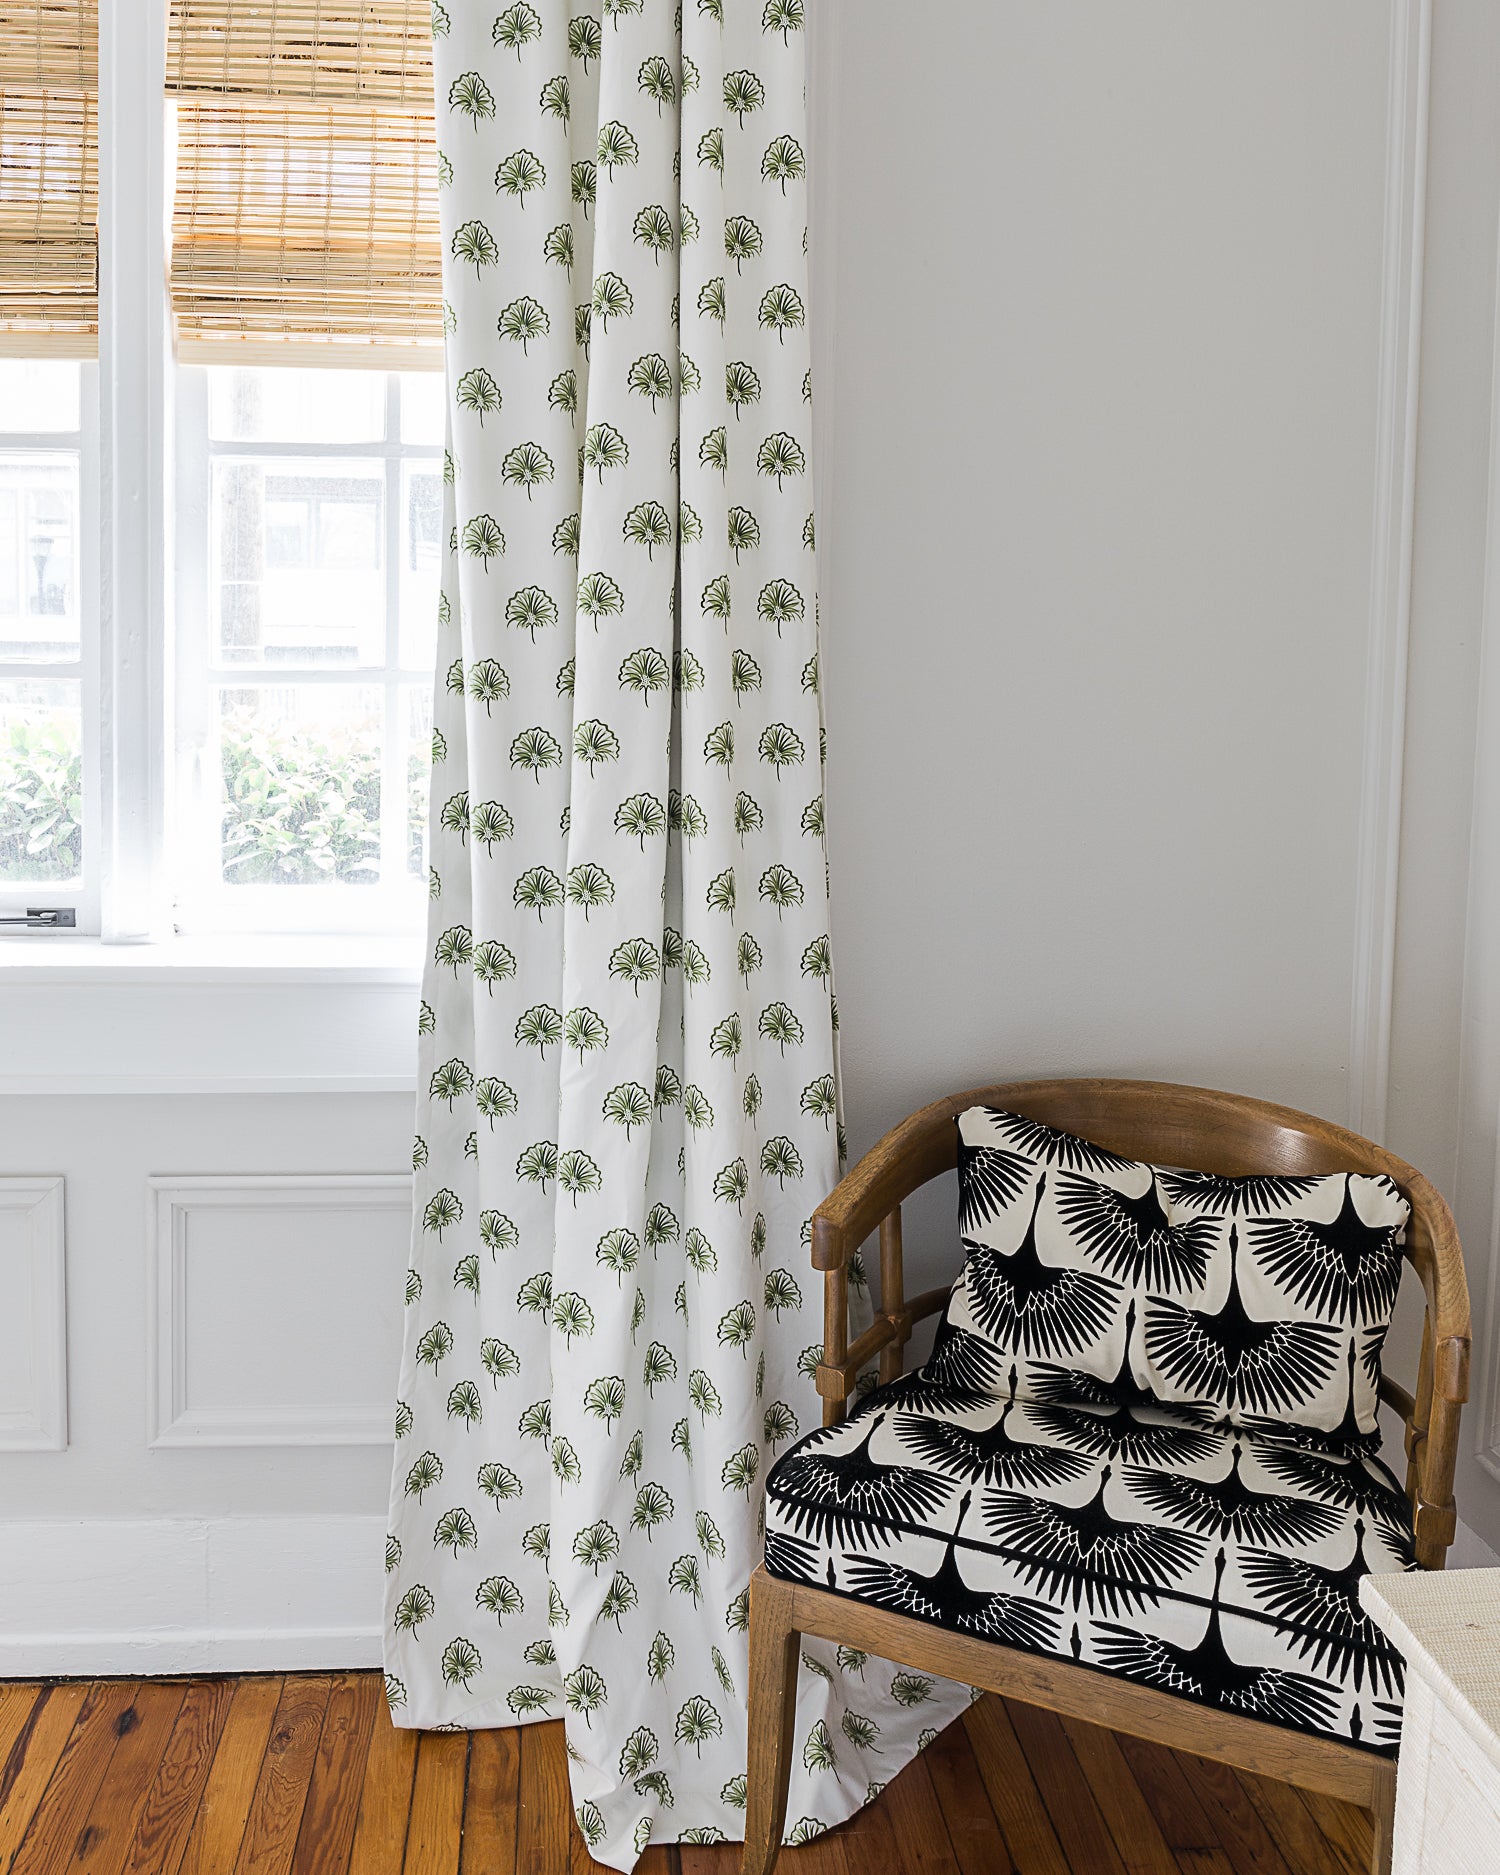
0, 934, 422, 1094
0, 932, 423, 986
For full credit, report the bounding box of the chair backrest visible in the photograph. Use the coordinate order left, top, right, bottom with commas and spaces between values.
812, 1077, 1471, 1568
930, 1079, 1458, 1319
962, 1078, 1412, 1178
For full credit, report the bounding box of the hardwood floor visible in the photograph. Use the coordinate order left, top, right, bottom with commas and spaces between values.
0, 1673, 1372, 1874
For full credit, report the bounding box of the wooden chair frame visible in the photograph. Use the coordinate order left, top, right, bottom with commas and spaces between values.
742, 1079, 1471, 1875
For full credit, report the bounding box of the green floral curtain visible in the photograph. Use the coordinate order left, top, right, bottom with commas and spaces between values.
384, 3, 966, 1863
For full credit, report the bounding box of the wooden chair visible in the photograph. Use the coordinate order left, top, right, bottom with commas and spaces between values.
742, 1079, 1470, 1875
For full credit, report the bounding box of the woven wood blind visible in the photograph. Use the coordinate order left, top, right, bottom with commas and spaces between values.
167, 2, 442, 367
0, 2, 99, 357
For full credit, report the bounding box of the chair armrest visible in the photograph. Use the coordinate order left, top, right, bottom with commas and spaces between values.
1401, 1174, 1469, 1401
811, 1104, 959, 1272
810, 1112, 963, 1424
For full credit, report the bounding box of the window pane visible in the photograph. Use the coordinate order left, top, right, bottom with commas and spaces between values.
401, 371, 445, 445
0, 361, 81, 434
218, 685, 383, 886
0, 679, 83, 883
0, 452, 81, 659
399, 458, 443, 669
405, 682, 433, 880
208, 367, 384, 443
213, 459, 384, 665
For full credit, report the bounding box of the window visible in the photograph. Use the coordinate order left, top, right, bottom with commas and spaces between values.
174, 365, 443, 932
0, 1, 443, 948
0, 2, 99, 932
0, 358, 98, 929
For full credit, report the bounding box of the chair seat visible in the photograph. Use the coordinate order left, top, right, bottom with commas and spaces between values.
763, 1372, 1416, 1754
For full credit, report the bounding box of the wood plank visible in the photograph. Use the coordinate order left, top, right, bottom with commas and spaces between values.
10, 1680, 142, 1875
1169, 1751, 1296, 1875
1057, 1714, 1179, 1875
0, 1686, 43, 1785
879, 1751, 964, 1875
347, 1702, 419, 1875
178, 1678, 285, 1875
671, 1845, 735, 1875
960, 1697, 1070, 1875
1172, 1854, 1245, 1875
0, 1682, 92, 1870
628, 1847, 687, 1875
834, 1791, 909, 1875
1114, 1735, 1224, 1856
1238, 1771, 1361, 1875
772, 1832, 849, 1875
401, 1730, 467, 1875
460, 1729, 517, 1875
1300, 1787, 1375, 1875
516, 1724, 569, 1875
1005, 1700, 1130, 1875
289, 1673, 380, 1875
72, 1681, 189, 1875
120, 1678, 237, 1875
923, 1715, 1017, 1875
233, 1676, 331, 1875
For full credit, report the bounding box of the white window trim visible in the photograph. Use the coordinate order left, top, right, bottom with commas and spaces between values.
98, 0, 173, 945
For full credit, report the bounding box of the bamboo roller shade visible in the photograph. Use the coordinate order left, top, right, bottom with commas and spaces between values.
0, 2, 99, 358
167, 2, 443, 367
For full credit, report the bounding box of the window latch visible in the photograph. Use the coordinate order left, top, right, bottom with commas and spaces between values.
0, 907, 77, 929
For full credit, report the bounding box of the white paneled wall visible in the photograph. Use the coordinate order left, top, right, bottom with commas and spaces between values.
0, 1094, 411, 1671
5, 0, 1500, 1667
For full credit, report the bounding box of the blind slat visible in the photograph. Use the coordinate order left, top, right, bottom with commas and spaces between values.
167, 2, 440, 365
0, 0, 97, 88
0, 5, 97, 355
168, 0, 430, 104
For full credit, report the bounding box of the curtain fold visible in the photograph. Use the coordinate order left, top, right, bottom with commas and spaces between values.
384, 4, 965, 1862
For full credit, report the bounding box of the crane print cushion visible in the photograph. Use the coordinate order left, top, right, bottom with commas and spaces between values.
938, 1106, 1409, 1437
762, 1372, 1414, 1753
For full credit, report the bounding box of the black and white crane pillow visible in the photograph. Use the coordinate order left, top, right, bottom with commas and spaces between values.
932, 1106, 1409, 1437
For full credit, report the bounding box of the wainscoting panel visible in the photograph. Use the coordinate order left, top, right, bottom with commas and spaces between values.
0, 1176, 66, 1452
149, 1175, 411, 1448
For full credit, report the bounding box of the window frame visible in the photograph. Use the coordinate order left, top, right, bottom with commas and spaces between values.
0, 361, 102, 933
171, 365, 441, 936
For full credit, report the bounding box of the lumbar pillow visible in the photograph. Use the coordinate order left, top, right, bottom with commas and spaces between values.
930, 1105, 1409, 1436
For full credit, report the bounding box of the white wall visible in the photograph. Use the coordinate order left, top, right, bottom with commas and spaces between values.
7, 0, 1500, 1668
819, 4, 1395, 1245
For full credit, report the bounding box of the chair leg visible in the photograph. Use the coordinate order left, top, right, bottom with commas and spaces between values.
1370, 1762, 1396, 1875
741, 1568, 800, 1875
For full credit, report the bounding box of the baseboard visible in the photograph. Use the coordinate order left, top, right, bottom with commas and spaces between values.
0, 1628, 384, 1677
1449, 1519, 1500, 1570
0, 1514, 385, 1677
